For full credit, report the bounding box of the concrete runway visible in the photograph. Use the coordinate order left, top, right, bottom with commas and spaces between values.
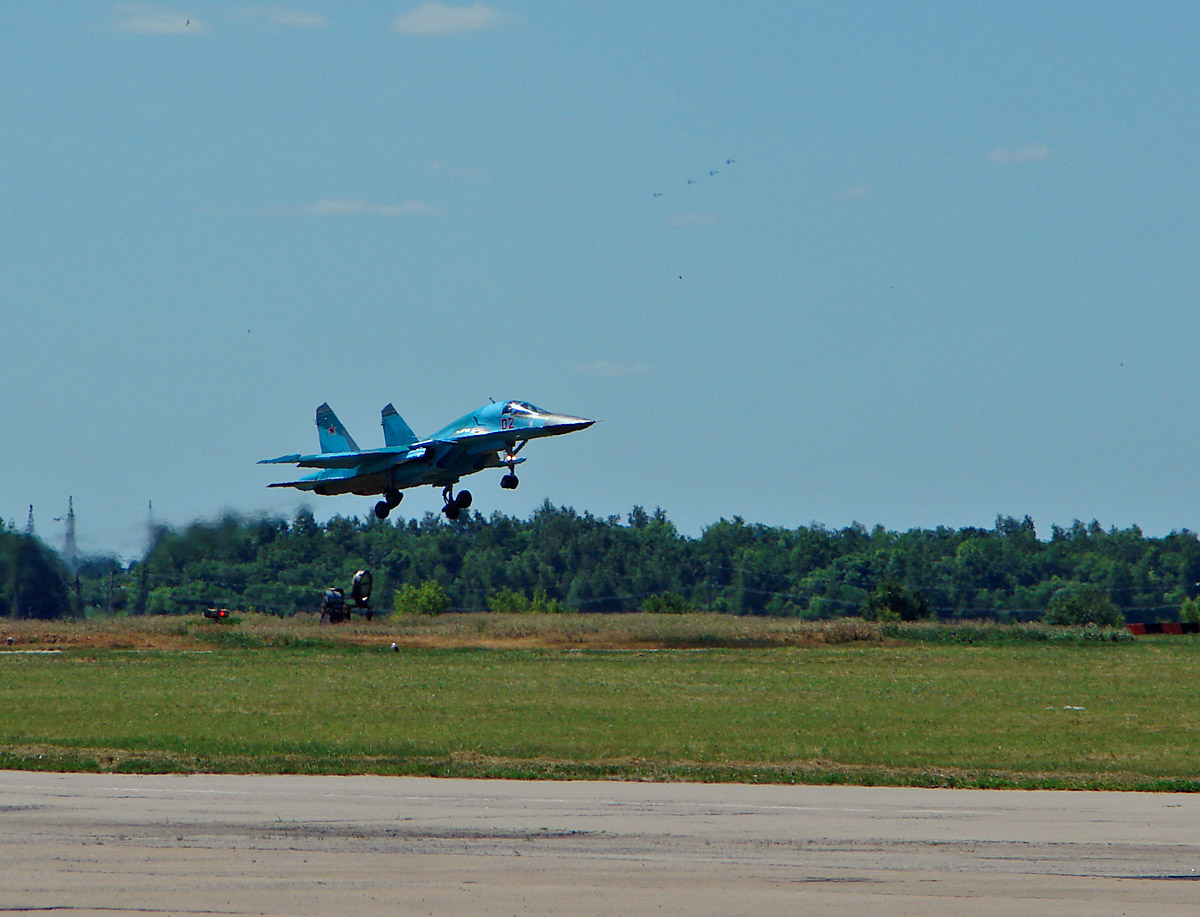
1, 772, 1198, 915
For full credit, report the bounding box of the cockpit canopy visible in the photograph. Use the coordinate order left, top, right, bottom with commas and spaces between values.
501, 401, 545, 416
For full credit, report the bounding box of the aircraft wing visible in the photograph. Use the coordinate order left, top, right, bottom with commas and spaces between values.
258, 446, 423, 469
413, 432, 518, 453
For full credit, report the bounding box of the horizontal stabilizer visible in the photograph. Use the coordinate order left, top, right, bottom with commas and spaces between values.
290, 450, 370, 469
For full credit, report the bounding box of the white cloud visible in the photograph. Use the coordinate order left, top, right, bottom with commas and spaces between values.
391, 2, 515, 36
303, 198, 444, 216
230, 6, 327, 28
113, 4, 207, 34
986, 143, 1051, 164
572, 360, 652, 377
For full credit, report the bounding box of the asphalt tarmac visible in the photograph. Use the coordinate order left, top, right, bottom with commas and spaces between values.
1, 771, 1198, 915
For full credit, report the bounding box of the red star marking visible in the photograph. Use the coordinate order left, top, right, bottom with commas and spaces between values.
328, 426, 336, 435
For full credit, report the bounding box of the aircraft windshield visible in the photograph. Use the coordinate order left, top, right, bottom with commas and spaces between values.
503, 401, 544, 415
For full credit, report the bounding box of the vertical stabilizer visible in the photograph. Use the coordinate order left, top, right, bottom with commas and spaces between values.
381, 403, 418, 448
315, 403, 360, 453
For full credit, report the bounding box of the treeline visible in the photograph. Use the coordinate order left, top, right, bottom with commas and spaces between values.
10, 504, 1197, 622
0, 527, 72, 619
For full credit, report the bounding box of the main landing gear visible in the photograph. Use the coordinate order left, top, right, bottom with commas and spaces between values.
373, 488, 403, 520
441, 486, 472, 521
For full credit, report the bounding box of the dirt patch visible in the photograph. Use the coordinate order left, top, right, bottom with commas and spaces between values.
0, 618, 215, 651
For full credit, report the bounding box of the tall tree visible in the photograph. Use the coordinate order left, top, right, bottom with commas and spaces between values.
0, 531, 72, 619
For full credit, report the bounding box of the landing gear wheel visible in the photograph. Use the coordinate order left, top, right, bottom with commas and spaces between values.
374, 501, 390, 520
500, 473, 519, 490
384, 489, 403, 509
455, 490, 472, 509
443, 503, 461, 521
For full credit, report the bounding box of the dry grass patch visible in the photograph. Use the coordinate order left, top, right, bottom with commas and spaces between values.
0, 616, 200, 650
1, 613, 884, 651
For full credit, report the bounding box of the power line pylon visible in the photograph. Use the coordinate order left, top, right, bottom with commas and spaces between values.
54, 497, 77, 577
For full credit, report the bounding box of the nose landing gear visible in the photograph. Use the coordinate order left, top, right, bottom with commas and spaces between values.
500, 443, 524, 490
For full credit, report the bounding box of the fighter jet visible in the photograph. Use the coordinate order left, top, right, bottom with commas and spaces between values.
260, 400, 594, 521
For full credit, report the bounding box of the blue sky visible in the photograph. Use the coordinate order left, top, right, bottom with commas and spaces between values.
4, 2, 1200, 558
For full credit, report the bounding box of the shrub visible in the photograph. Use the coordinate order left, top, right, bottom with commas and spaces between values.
488, 587, 528, 614
1181, 596, 1200, 624
528, 588, 564, 614
642, 592, 694, 615
803, 596, 837, 620
393, 580, 451, 616
862, 579, 931, 622
1044, 585, 1122, 627
486, 587, 563, 614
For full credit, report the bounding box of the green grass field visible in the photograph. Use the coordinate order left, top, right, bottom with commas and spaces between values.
1, 616, 1197, 789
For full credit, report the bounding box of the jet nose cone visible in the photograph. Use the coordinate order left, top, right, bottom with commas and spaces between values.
545, 414, 595, 434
